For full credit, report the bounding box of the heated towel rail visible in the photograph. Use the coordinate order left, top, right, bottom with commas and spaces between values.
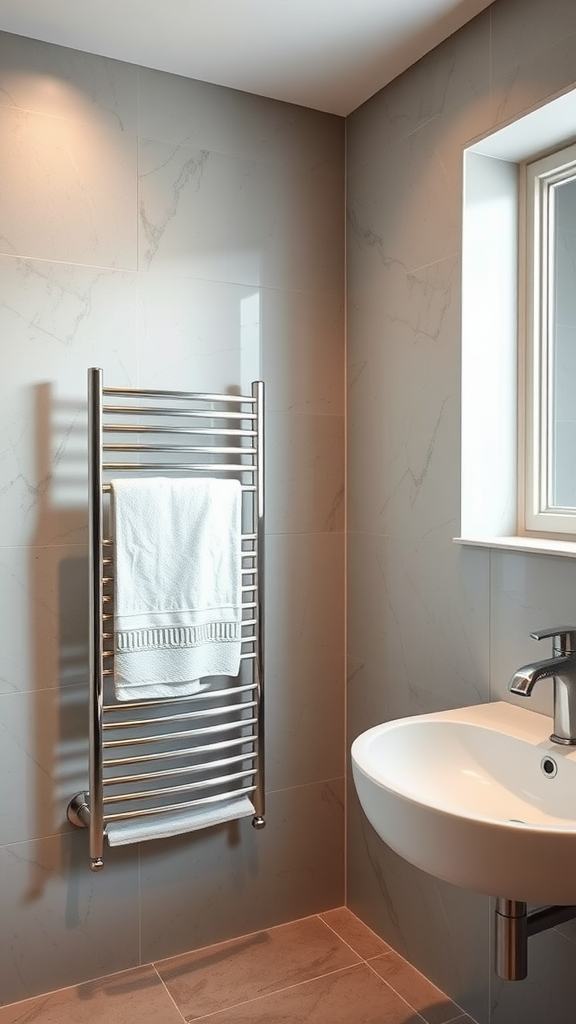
68, 368, 265, 870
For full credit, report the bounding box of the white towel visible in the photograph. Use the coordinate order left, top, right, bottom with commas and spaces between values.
106, 796, 255, 846
111, 477, 242, 701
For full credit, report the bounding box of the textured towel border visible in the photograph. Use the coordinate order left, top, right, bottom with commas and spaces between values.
116, 621, 241, 654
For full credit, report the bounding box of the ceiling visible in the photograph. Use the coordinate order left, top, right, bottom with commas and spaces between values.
0, 0, 494, 116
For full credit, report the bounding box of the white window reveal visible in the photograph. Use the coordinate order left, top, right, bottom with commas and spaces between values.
457, 86, 576, 558
523, 142, 576, 536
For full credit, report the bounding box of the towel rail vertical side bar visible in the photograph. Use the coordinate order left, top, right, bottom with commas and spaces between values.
88, 367, 105, 870
252, 380, 266, 828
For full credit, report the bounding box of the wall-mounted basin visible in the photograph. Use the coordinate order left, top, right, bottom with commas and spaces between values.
351, 701, 576, 905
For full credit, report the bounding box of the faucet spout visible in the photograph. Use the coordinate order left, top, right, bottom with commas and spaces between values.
509, 656, 572, 696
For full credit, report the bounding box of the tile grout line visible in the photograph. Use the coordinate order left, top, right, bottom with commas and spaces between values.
318, 908, 395, 960
152, 963, 190, 1024
315, 912, 369, 963
183, 961, 394, 1022
150, 909, 324, 974
319, 908, 466, 1020
363, 958, 432, 1023
363, 953, 467, 1024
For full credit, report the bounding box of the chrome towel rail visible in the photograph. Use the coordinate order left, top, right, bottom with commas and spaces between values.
68, 368, 265, 870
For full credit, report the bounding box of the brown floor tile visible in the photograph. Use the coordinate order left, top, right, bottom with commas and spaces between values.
0, 966, 183, 1024
194, 962, 424, 1023
155, 914, 362, 1021
443, 1018, 477, 1024
369, 953, 461, 1024
320, 907, 392, 959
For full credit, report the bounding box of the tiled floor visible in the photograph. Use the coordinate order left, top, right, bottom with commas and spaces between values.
0, 908, 477, 1024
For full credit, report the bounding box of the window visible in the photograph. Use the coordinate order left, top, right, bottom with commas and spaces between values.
523, 142, 576, 536
458, 88, 576, 557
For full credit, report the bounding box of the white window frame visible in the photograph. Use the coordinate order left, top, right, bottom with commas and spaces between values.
522, 141, 576, 537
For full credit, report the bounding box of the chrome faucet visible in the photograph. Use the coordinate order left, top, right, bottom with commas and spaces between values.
508, 627, 576, 745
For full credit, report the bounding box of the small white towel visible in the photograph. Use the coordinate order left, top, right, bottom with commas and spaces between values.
111, 477, 242, 701
106, 796, 255, 846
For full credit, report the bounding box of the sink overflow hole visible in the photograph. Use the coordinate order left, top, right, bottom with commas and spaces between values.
541, 756, 558, 778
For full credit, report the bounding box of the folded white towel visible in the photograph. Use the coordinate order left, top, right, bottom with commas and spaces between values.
106, 796, 255, 846
111, 477, 242, 701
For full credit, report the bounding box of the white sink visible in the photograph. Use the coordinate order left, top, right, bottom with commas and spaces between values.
351, 701, 576, 904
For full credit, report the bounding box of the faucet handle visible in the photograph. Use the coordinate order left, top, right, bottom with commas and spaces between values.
530, 627, 576, 655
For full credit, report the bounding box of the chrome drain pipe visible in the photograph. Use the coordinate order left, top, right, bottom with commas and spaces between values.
495, 899, 576, 980
495, 900, 528, 980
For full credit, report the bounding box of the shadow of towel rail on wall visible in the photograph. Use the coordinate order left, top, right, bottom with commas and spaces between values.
67, 368, 265, 870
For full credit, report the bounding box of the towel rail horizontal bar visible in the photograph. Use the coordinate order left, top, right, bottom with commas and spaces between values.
102, 700, 257, 730
103, 682, 256, 713
103, 768, 256, 805
103, 425, 257, 437
103, 735, 256, 768
103, 386, 256, 403
102, 715, 258, 748
103, 444, 257, 455
103, 406, 256, 421
103, 785, 256, 823
104, 751, 257, 787
102, 467, 256, 477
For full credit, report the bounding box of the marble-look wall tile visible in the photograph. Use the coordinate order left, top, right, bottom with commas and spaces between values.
0, 832, 139, 1005
347, 9, 491, 173
0, 106, 137, 268
347, 659, 398, 753
266, 650, 344, 791
347, 534, 489, 717
138, 137, 344, 292
137, 66, 344, 175
264, 532, 344, 666
137, 139, 232, 281
137, 277, 344, 409
227, 161, 344, 292
0, 545, 88, 695
489, 549, 576, 718
261, 288, 344, 416
266, 413, 344, 535
491, 28, 576, 132
0, 31, 138, 133
0, 255, 138, 549
0, 680, 88, 845
136, 272, 260, 393
490, 0, 576, 81
139, 777, 345, 963
347, 257, 460, 542
346, 121, 460, 291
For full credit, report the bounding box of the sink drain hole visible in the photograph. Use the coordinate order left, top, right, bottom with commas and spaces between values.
541, 756, 558, 778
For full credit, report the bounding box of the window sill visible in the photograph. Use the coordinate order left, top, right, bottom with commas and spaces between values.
453, 535, 576, 558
